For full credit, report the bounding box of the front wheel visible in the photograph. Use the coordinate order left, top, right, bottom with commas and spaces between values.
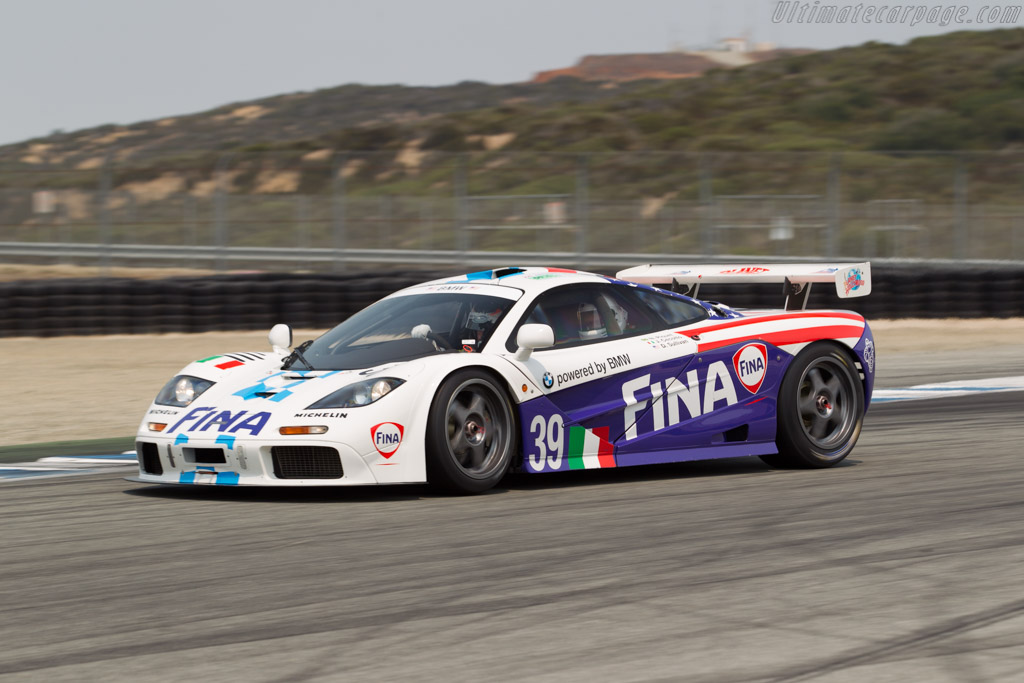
763, 343, 864, 469
426, 370, 516, 493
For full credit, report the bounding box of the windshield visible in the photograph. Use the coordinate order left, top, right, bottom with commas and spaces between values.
297, 292, 518, 370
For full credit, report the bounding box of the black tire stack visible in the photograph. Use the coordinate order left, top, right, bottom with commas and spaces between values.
2, 262, 1024, 338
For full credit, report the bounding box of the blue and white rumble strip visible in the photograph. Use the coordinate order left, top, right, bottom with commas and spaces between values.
872, 375, 1024, 403
0, 453, 137, 482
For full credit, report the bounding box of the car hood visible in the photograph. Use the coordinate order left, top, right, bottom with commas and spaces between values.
154, 352, 426, 413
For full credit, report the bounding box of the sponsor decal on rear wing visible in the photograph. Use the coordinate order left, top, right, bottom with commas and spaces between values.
616, 262, 871, 310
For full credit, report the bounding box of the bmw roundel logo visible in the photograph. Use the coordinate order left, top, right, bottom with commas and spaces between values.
542, 372, 554, 389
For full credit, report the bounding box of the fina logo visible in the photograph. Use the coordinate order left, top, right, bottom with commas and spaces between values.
542, 372, 554, 389
371, 422, 404, 458
732, 343, 768, 394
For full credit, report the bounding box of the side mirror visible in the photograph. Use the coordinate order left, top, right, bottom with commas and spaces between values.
514, 324, 554, 362
268, 323, 292, 355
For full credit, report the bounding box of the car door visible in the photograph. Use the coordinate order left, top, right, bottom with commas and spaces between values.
503, 283, 704, 473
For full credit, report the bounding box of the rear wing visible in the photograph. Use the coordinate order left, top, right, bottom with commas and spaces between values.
616, 263, 871, 310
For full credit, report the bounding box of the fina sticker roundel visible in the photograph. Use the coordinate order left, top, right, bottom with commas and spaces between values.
371, 422, 404, 458
732, 343, 768, 394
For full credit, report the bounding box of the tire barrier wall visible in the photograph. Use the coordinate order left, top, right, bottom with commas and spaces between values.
1, 264, 1022, 338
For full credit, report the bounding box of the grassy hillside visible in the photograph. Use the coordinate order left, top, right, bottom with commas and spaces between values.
441, 28, 1024, 155
1, 29, 1022, 205
0, 80, 651, 168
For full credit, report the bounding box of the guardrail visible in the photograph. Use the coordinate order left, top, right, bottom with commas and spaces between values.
0, 240, 812, 269
7, 241, 1024, 272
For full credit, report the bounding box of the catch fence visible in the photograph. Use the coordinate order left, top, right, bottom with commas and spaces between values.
2, 151, 1023, 270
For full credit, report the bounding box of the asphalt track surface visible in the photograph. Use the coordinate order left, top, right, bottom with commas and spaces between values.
3, 395, 1024, 681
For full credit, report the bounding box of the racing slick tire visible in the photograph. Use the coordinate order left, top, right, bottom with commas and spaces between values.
426, 369, 517, 494
763, 342, 864, 469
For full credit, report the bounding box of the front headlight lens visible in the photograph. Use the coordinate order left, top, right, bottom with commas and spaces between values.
175, 377, 196, 403
370, 379, 393, 402
307, 378, 405, 409
155, 375, 214, 407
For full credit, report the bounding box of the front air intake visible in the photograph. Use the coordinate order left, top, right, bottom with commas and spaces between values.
187, 448, 227, 464
271, 446, 343, 479
136, 442, 163, 475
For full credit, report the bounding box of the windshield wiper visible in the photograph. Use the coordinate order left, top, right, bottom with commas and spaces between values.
283, 340, 314, 370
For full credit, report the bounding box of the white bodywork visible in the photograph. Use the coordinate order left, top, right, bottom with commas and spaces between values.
133, 270, 608, 486
131, 264, 872, 487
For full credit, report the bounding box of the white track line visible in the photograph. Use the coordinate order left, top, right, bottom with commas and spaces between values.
873, 376, 1024, 403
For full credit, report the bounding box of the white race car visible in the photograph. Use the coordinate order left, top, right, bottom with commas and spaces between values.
131, 264, 875, 493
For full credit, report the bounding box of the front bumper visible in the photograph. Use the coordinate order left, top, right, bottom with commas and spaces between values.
131, 436, 395, 486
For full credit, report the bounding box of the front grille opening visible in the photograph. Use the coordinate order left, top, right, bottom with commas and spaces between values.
184, 448, 227, 464
137, 441, 163, 475
271, 446, 343, 479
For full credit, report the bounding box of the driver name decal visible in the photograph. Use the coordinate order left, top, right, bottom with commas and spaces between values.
371, 422, 404, 458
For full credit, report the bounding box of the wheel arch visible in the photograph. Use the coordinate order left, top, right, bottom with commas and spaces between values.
423, 363, 522, 493
432, 363, 523, 453
785, 337, 871, 413
767, 338, 866, 468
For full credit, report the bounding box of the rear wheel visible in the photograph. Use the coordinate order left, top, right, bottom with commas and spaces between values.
763, 343, 864, 469
426, 370, 516, 493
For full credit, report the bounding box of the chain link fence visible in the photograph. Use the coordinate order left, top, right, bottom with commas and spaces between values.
2, 151, 1023, 270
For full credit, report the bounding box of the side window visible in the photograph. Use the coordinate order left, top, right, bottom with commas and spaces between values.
506, 284, 658, 351
630, 288, 708, 327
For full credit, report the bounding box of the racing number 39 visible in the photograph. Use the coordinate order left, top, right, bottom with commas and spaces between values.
528, 414, 564, 470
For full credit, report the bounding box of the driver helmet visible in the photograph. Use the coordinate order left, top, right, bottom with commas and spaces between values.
577, 303, 606, 339
465, 305, 502, 349
467, 306, 501, 332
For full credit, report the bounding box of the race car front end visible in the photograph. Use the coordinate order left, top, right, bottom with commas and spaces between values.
131, 357, 432, 487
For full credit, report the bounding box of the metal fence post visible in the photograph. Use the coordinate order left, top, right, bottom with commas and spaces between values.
954, 155, 969, 260
214, 154, 232, 272
332, 153, 347, 272
297, 194, 311, 250
826, 152, 842, 258
184, 194, 197, 269
98, 155, 112, 274
455, 154, 468, 259
575, 154, 589, 268
699, 153, 715, 256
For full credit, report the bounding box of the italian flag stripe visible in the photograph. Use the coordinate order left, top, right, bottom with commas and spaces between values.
567, 425, 616, 470
593, 426, 616, 468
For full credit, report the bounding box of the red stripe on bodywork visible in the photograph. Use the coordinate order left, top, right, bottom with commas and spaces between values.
684, 311, 865, 336
215, 359, 244, 370
696, 324, 866, 352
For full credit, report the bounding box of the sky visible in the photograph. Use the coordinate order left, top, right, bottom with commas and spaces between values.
1, 0, 1021, 145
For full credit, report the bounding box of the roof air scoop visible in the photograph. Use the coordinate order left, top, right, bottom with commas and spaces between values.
492, 267, 525, 279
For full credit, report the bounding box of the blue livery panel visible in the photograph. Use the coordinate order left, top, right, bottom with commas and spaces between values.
517, 340, 796, 473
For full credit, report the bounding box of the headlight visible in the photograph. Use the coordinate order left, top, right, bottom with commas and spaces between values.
155, 375, 214, 407
306, 378, 405, 409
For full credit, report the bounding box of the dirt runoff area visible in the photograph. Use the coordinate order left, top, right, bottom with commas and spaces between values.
3, 319, 1024, 448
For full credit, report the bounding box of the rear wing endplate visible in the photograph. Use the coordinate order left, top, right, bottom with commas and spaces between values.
616, 263, 872, 310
